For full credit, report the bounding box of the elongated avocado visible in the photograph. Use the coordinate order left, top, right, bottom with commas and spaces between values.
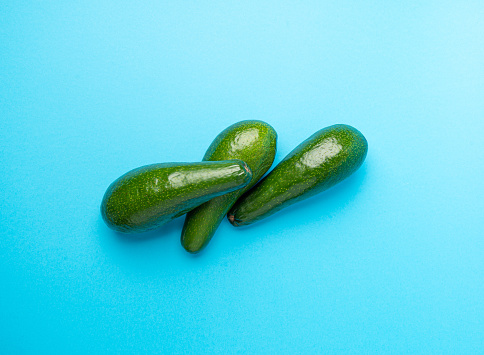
228, 124, 367, 226
101, 160, 252, 233
181, 120, 277, 253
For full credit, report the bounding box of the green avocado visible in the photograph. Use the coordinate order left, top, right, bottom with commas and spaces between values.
101, 160, 252, 233
228, 124, 368, 227
181, 120, 277, 253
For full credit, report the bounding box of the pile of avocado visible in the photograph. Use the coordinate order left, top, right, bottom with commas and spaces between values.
101, 121, 368, 253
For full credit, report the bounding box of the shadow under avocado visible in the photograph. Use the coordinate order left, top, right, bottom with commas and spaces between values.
107, 215, 186, 244
95, 213, 186, 267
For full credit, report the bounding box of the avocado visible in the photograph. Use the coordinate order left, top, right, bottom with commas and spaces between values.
181, 120, 277, 253
228, 124, 368, 226
101, 160, 252, 233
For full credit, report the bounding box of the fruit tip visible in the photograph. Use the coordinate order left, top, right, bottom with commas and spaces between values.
243, 163, 251, 175
228, 214, 240, 227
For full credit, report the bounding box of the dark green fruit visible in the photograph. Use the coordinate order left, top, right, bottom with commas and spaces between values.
228, 124, 368, 226
181, 120, 277, 253
101, 160, 252, 233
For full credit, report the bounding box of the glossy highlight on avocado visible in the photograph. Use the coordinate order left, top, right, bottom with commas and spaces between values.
228, 124, 368, 226
181, 120, 277, 253
101, 160, 252, 233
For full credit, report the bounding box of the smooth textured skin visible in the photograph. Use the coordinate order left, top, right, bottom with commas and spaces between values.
228, 124, 368, 226
101, 160, 252, 233
181, 120, 277, 253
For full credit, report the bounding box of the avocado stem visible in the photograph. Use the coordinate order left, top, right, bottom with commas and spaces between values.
228, 214, 240, 227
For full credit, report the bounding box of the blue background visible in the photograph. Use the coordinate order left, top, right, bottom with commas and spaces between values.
1, 1, 483, 353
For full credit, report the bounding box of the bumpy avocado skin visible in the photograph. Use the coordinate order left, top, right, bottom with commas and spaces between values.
228, 124, 368, 227
101, 160, 252, 233
181, 120, 277, 253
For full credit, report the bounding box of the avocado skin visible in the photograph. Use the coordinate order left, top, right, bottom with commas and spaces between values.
181, 120, 277, 253
228, 124, 368, 227
101, 160, 252, 233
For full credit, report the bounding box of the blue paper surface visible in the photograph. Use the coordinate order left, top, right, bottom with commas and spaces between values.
1, 1, 483, 353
